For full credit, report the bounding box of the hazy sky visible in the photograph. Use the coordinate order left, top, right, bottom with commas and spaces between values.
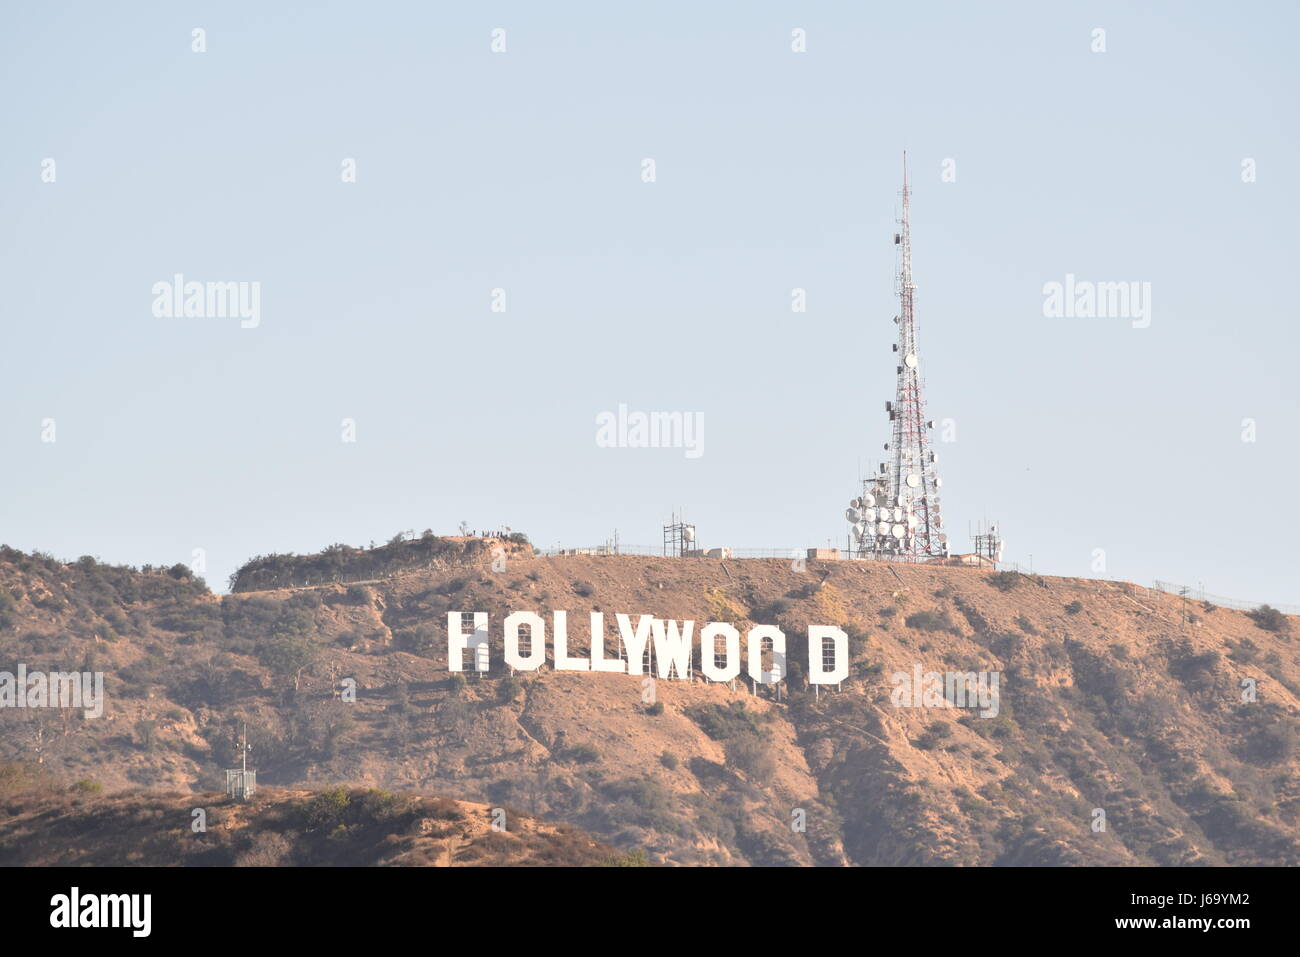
2, 2, 1297, 603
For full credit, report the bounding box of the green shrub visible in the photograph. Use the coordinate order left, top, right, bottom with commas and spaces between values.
356, 788, 414, 824
905, 609, 957, 633
600, 849, 649, 867
686, 701, 765, 740
497, 673, 522, 703
1228, 638, 1260, 665
988, 571, 1020, 592
1166, 638, 1220, 691
0, 761, 53, 796
559, 744, 599, 764
302, 787, 351, 830
914, 720, 953, 750
395, 624, 437, 655
1248, 605, 1290, 634
724, 732, 775, 778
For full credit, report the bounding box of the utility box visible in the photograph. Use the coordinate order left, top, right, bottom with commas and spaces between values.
806, 548, 840, 560
226, 769, 256, 801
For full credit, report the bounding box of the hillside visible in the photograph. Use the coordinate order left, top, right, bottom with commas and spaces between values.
1, 544, 1297, 865
228, 533, 533, 592
0, 776, 624, 866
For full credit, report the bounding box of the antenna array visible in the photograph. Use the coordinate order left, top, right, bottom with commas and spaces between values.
847, 154, 948, 561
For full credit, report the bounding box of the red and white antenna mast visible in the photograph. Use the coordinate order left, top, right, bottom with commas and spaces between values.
845, 153, 948, 561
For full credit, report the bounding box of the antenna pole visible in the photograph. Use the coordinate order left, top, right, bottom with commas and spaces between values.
890, 151, 945, 558
843, 154, 947, 562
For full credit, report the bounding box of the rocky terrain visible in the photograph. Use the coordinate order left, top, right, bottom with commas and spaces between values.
1, 541, 1297, 865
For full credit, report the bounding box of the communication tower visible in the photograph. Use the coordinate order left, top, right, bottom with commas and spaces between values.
971, 521, 1005, 566
663, 512, 696, 557
846, 154, 948, 561
225, 721, 257, 801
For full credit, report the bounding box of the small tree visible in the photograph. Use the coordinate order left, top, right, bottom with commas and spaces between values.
1248, 604, 1290, 634
498, 673, 522, 704
259, 634, 319, 691
134, 719, 158, 751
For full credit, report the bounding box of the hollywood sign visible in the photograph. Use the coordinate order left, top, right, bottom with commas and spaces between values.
447, 611, 849, 685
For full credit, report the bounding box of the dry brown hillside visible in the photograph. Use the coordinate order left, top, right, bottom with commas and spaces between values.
0, 777, 625, 867
1, 545, 1297, 865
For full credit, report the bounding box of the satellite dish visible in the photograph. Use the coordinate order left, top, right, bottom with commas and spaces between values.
845, 508, 861, 523
862, 493, 876, 508
905, 473, 920, 488
905, 353, 918, 368
892, 507, 904, 522
935, 478, 943, 487
859, 507, 874, 522
892, 524, 906, 539
863, 523, 876, 537
683, 526, 696, 543
851, 497, 862, 508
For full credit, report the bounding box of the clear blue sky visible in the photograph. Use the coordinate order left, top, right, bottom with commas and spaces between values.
2, 1, 1297, 602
